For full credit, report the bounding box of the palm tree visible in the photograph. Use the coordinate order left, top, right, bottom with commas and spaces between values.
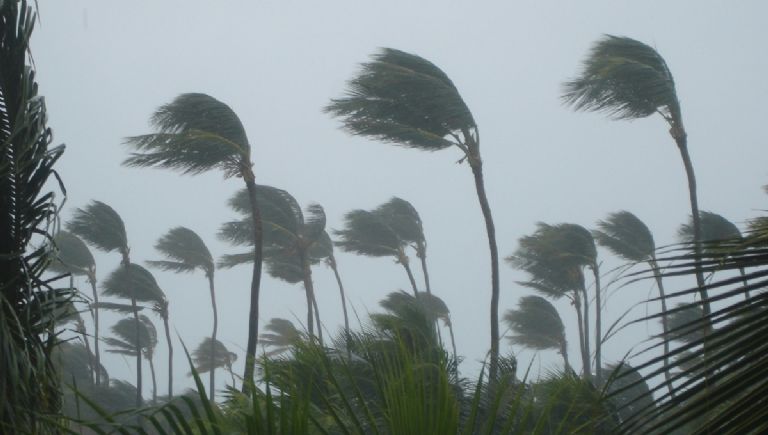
326, 48, 502, 378
563, 35, 708, 317
150, 297, 173, 399
148, 226, 215, 399
334, 208, 419, 296
67, 200, 150, 406
679, 211, 750, 298
313, 231, 351, 340
260, 318, 302, 357
218, 186, 327, 343
101, 263, 164, 405
414, 292, 458, 365
124, 93, 265, 390
504, 295, 570, 371
375, 197, 433, 294
105, 315, 159, 403
191, 337, 238, 390
49, 230, 104, 385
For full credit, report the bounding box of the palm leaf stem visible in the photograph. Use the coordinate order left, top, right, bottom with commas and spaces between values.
207, 273, 217, 402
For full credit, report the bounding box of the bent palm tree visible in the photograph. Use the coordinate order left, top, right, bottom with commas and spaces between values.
594, 210, 674, 396
326, 48, 501, 378
105, 315, 158, 403
335, 208, 419, 296
375, 197, 432, 294
124, 93, 264, 391
192, 337, 238, 390
503, 295, 570, 371
50, 230, 103, 385
219, 186, 327, 343
148, 226, 215, 399
563, 35, 708, 316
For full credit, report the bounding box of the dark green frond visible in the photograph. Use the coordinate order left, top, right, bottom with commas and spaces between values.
334, 209, 402, 257
666, 303, 706, 344
102, 263, 165, 302
264, 250, 304, 284
326, 47, 475, 151
678, 211, 743, 251
48, 230, 95, 276
216, 252, 253, 269
308, 230, 333, 261
503, 295, 566, 351
374, 197, 425, 245
224, 185, 302, 248
593, 210, 655, 262
92, 301, 142, 314
106, 315, 157, 355
260, 318, 301, 356
149, 226, 214, 276
302, 203, 326, 244
66, 200, 128, 255
123, 93, 249, 178
563, 35, 680, 121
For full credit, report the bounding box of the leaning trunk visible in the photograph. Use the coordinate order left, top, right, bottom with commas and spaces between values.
88, 273, 101, 386
148, 354, 157, 404
242, 174, 264, 394
417, 243, 432, 295
592, 265, 602, 383
162, 312, 173, 398
649, 256, 675, 398
579, 285, 591, 379
208, 273, 218, 402
467, 144, 500, 382
131, 297, 143, 407
572, 292, 591, 380
302, 253, 323, 345
560, 340, 571, 374
398, 250, 419, 296
329, 254, 350, 339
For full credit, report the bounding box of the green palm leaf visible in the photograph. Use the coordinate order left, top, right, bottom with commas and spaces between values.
191, 337, 237, 374
105, 315, 157, 357
148, 226, 214, 276
67, 200, 128, 256
593, 211, 656, 263
102, 264, 165, 303
48, 230, 95, 276
504, 296, 567, 354
334, 209, 403, 257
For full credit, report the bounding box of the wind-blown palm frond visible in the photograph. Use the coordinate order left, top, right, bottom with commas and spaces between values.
48, 231, 95, 276
105, 315, 157, 357
562, 35, 680, 120
123, 93, 249, 178
66, 201, 128, 256
223, 185, 302, 248
594, 211, 656, 263
666, 303, 706, 344
325, 48, 475, 151
260, 318, 301, 357
678, 211, 743, 252
148, 226, 214, 276
504, 296, 567, 355
334, 209, 402, 257
374, 197, 425, 246
192, 337, 237, 374
102, 264, 164, 303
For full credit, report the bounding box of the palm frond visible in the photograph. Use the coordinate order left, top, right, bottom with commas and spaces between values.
48, 230, 95, 276
106, 315, 157, 356
334, 209, 402, 257
191, 337, 237, 374
678, 211, 743, 254
148, 226, 213, 276
260, 318, 301, 356
503, 295, 566, 352
563, 35, 680, 120
123, 93, 249, 178
302, 203, 326, 244
325, 48, 475, 151
66, 200, 128, 255
216, 251, 254, 269
101, 264, 165, 303
593, 210, 655, 262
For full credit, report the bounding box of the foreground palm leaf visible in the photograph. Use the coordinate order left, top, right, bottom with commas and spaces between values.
563, 35, 708, 315
125, 92, 265, 392
327, 48, 502, 378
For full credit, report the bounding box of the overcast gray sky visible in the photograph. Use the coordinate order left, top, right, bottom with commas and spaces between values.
33, 1, 768, 396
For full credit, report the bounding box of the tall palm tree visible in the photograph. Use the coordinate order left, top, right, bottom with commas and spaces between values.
375, 197, 432, 294
191, 337, 238, 391
593, 210, 675, 396
67, 200, 150, 406
503, 295, 570, 371
148, 226, 215, 399
49, 230, 104, 385
124, 93, 265, 390
334, 208, 420, 296
260, 318, 302, 357
679, 211, 750, 298
101, 263, 164, 405
563, 35, 708, 317
326, 48, 502, 378
105, 315, 159, 403
218, 186, 327, 343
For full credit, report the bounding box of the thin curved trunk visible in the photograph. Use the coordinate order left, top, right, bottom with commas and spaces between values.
649, 256, 675, 399
242, 174, 264, 394
560, 341, 571, 374
417, 244, 432, 295
77, 320, 94, 386
131, 296, 143, 407
162, 312, 173, 398
739, 267, 751, 300
304, 281, 314, 336
302, 255, 323, 345
88, 273, 101, 386
467, 145, 500, 382
399, 251, 419, 296
311, 289, 323, 346
329, 255, 350, 340
572, 292, 590, 380
207, 273, 218, 402
579, 285, 591, 378
592, 265, 602, 383
447, 321, 458, 368
148, 354, 157, 404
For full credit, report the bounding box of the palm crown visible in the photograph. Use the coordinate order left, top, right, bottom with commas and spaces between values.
67, 201, 129, 260
148, 226, 215, 277
593, 210, 656, 263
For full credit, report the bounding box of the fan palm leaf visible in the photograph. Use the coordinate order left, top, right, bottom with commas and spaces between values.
326, 47, 501, 378
125, 92, 264, 392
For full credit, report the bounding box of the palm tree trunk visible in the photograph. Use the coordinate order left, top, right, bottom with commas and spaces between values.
447, 321, 458, 368
417, 245, 432, 295
242, 174, 264, 394
88, 274, 101, 386
739, 267, 751, 300
304, 281, 314, 336
329, 255, 350, 339
148, 355, 157, 404
207, 273, 218, 402
649, 257, 675, 398
560, 341, 571, 374
302, 254, 323, 345
467, 148, 500, 382
311, 289, 323, 346
398, 250, 419, 296
592, 265, 602, 383
131, 297, 143, 407
579, 285, 591, 379
162, 312, 173, 398
572, 292, 591, 380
